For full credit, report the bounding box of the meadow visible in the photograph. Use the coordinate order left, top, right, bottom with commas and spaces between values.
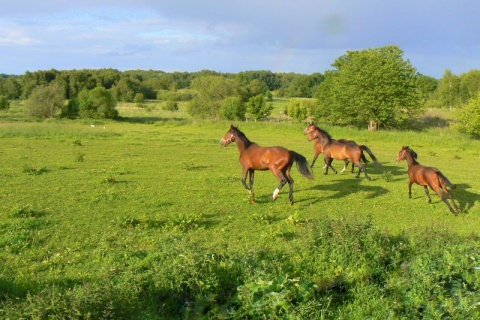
0, 101, 479, 319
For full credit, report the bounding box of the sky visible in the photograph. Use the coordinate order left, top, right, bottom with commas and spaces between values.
1, 0, 479, 78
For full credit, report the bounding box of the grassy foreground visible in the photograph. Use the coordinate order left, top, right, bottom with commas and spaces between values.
0, 104, 479, 318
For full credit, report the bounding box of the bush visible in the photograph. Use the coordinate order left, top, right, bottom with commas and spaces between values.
162, 100, 178, 112
456, 91, 480, 137
25, 83, 65, 118
0, 95, 10, 110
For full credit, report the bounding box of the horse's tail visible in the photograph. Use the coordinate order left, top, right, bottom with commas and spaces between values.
290, 151, 314, 180
361, 153, 369, 163
360, 145, 379, 165
437, 171, 456, 189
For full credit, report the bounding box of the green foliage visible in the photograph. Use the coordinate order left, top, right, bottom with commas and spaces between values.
0, 95, 10, 110
60, 97, 80, 118
219, 96, 246, 120
438, 69, 461, 110
0, 115, 480, 319
78, 87, 118, 119
25, 82, 65, 118
133, 92, 144, 103
455, 91, 480, 136
247, 94, 273, 120
0, 77, 22, 99
284, 99, 316, 121
162, 100, 179, 112
315, 46, 422, 128
188, 75, 240, 119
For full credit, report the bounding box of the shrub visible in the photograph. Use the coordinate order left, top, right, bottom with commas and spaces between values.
0, 95, 10, 110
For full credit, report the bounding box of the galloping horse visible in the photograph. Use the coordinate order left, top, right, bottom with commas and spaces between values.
396, 146, 460, 215
220, 125, 313, 204
303, 123, 378, 180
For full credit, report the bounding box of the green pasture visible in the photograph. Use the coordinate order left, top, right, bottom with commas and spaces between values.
1, 103, 479, 318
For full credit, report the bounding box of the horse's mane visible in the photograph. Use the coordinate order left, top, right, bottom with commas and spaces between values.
405, 146, 418, 159
313, 125, 332, 142
231, 125, 254, 144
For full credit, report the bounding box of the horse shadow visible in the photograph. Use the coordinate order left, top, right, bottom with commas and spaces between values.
453, 183, 479, 213
301, 177, 389, 205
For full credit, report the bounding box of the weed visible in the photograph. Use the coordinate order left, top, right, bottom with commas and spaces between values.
102, 175, 118, 184
112, 217, 141, 228
9, 205, 43, 218
252, 210, 274, 224
22, 165, 48, 175
75, 153, 85, 162
382, 170, 393, 182
168, 213, 202, 231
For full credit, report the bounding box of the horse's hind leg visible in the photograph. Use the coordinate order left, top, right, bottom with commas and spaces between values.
440, 187, 461, 214
341, 160, 349, 173
272, 170, 288, 202
424, 186, 432, 203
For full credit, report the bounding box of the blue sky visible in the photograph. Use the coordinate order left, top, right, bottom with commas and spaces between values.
1, 0, 479, 78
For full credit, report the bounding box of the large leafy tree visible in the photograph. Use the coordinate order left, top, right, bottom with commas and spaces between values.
77, 87, 118, 119
25, 82, 65, 118
437, 69, 460, 111
187, 75, 239, 119
315, 45, 422, 128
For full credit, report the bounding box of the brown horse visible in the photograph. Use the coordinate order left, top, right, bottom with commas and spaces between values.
396, 146, 460, 215
220, 125, 314, 204
303, 123, 378, 180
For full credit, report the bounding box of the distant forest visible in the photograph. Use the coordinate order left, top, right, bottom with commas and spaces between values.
1, 46, 480, 134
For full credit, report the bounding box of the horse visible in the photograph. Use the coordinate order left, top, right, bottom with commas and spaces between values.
220, 125, 314, 204
396, 146, 460, 215
303, 123, 379, 180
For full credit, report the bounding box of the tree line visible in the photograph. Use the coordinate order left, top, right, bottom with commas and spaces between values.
1, 45, 480, 135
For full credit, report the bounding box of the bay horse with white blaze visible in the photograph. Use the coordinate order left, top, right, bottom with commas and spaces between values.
303, 123, 379, 180
396, 146, 460, 215
220, 125, 314, 204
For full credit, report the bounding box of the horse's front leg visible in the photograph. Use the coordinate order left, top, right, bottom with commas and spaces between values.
242, 168, 255, 202
311, 153, 319, 168
408, 181, 413, 199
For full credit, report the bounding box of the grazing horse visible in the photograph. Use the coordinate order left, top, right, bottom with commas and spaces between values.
220, 125, 314, 204
303, 123, 378, 180
396, 146, 460, 215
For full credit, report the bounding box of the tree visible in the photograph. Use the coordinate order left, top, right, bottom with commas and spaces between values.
25, 82, 65, 118
219, 96, 246, 120
0, 95, 10, 110
459, 70, 480, 104
0, 77, 22, 99
455, 91, 480, 137
284, 99, 314, 121
437, 69, 460, 111
416, 74, 438, 103
78, 87, 118, 119
247, 94, 273, 120
187, 75, 238, 119
315, 46, 422, 128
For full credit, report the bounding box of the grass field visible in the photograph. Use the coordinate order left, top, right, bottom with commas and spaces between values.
1, 101, 479, 318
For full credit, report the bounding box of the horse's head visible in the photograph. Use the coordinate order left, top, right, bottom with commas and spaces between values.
303, 123, 316, 135
307, 130, 319, 142
397, 146, 417, 161
220, 125, 237, 146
